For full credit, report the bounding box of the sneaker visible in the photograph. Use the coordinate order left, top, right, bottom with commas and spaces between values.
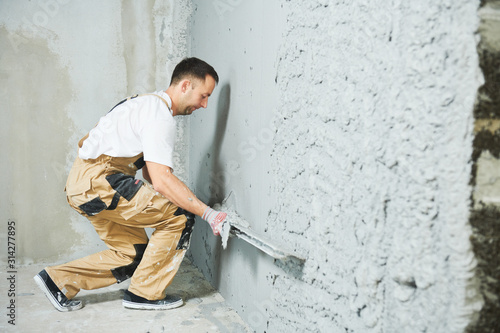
34, 269, 83, 312
122, 290, 183, 310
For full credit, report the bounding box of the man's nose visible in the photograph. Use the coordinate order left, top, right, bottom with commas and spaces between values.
201, 99, 208, 108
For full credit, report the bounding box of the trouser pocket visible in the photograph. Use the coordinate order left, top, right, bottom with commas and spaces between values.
66, 179, 108, 217
106, 173, 143, 200
104, 173, 151, 220
67, 172, 146, 218
79, 197, 107, 216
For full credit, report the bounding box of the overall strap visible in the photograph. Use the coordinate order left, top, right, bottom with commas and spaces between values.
142, 93, 171, 113
107, 93, 171, 113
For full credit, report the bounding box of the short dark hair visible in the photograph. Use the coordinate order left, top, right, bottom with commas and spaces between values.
170, 57, 219, 86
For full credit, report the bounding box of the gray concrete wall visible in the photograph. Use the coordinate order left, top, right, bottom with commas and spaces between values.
188, 1, 485, 332
187, 1, 285, 330
0, 0, 191, 264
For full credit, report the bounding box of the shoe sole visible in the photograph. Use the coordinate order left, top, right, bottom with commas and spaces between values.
122, 299, 183, 310
34, 275, 83, 312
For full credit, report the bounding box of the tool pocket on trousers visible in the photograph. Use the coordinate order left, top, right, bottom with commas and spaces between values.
66, 179, 107, 216
78, 197, 107, 216
119, 183, 156, 221
106, 173, 143, 201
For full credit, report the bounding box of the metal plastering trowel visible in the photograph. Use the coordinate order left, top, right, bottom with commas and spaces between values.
215, 192, 305, 265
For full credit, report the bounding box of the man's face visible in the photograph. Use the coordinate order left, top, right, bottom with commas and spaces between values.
176, 75, 216, 116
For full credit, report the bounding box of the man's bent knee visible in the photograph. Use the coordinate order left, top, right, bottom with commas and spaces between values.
111, 243, 148, 283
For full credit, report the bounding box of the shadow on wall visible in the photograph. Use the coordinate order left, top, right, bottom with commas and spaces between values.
192, 83, 232, 287
203, 83, 231, 207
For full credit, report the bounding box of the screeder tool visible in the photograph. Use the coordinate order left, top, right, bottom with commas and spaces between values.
215, 192, 305, 266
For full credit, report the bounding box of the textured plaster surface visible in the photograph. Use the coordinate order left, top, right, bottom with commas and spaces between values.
266, 1, 483, 332
189, 0, 485, 332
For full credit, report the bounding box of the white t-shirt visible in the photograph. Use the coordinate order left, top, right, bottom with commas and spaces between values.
79, 91, 176, 168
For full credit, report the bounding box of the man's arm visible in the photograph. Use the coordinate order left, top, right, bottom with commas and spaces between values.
145, 160, 207, 217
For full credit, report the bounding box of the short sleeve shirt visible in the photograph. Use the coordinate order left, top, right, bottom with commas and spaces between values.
79, 91, 176, 168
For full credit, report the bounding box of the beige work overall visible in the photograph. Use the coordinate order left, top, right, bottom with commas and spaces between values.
46, 147, 195, 301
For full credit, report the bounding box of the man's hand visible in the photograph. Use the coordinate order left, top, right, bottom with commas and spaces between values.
145, 161, 227, 237
202, 207, 227, 236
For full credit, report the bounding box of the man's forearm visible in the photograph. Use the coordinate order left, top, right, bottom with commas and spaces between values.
145, 161, 208, 216
158, 173, 207, 216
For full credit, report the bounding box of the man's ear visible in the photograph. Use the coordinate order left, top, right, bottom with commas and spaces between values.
181, 79, 191, 93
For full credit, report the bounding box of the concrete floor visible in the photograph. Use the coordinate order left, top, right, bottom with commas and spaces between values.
1, 258, 251, 333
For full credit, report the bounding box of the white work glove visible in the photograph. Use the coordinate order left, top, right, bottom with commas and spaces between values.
202, 207, 227, 236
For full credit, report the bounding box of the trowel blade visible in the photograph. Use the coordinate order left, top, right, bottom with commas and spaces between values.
229, 223, 304, 262
220, 192, 304, 263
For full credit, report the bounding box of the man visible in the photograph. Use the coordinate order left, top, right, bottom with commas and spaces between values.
34, 57, 228, 311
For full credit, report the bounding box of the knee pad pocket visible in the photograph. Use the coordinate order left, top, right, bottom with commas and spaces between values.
111, 243, 148, 283
174, 208, 196, 250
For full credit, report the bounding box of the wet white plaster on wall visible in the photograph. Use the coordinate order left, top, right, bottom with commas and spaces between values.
267, 1, 484, 332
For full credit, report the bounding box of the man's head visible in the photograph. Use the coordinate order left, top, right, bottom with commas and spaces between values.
167, 57, 219, 116
170, 57, 219, 86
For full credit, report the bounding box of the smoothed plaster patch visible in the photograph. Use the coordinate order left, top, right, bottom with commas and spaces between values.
0, 27, 78, 263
